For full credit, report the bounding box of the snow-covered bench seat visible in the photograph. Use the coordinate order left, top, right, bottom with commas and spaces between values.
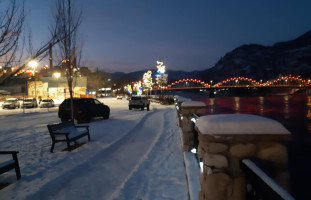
0, 151, 21, 180
47, 121, 91, 153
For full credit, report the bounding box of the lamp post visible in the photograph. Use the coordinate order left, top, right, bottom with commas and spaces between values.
53, 72, 61, 98
29, 60, 38, 98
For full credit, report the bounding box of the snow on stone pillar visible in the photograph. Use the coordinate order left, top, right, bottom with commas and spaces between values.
195, 114, 291, 200
174, 96, 191, 126
179, 100, 206, 151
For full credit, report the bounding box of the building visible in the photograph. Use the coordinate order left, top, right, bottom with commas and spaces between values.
0, 77, 28, 99
27, 76, 87, 99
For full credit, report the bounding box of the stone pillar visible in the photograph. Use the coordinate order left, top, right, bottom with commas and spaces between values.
195, 114, 291, 200
174, 96, 191, 126
179, 100, 206, 151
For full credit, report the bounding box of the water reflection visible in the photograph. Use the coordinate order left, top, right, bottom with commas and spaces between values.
307, 97, 311, 133
284, 96, 290, 119
234, 97, 240, 113
259, 96, 264, 115
196, 95, 311, 136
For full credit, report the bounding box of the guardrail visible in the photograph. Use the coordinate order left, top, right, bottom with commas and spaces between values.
241, 159, 295, 200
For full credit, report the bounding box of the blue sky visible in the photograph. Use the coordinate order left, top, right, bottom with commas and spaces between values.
24, 0, 311, 73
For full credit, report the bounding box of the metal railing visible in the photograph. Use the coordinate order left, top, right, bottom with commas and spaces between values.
241, 159, 295, 200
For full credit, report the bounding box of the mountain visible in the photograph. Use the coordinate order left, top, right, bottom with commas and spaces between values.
201, 29, 311, 81
110, 29, 311, 84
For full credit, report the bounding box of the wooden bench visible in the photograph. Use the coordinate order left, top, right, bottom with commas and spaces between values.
47, 121, 91, 153
0, 151, 21, 180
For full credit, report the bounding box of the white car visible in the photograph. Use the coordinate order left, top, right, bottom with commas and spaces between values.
2, 98, 20, 109
128, 95, 150, 111
116, 95, 123, 100
40, 99, 55, 108
22, 98, 38, 108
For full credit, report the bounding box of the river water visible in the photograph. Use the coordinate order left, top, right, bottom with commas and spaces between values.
190, 94, 311, 200
194, 95, 311, 136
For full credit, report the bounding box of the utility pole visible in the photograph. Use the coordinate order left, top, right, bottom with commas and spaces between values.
49, 43, 53, 70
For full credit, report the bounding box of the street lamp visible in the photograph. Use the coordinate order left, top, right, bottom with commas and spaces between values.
29, 60, 38, 75
53, 72, 61, 98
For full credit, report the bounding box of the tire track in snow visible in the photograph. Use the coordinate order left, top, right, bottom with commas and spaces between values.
27, 107, 168, 200
115, 107, 189, 200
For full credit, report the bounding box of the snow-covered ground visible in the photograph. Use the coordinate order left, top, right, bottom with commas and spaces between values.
0, 98, 200, 200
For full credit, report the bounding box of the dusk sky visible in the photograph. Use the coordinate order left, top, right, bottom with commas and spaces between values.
25, 0, 311, 73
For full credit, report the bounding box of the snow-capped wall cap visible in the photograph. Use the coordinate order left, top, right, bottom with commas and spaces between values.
181, 101, 206, 107
174, 96, 191, 102
196, 114, 291, 136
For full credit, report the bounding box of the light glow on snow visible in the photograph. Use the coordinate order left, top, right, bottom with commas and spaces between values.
190, 148, 197, 154
199, 161, 203, 173
190, 117, 197, 123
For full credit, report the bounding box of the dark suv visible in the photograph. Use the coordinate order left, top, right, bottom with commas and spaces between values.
58, 98, 110, 123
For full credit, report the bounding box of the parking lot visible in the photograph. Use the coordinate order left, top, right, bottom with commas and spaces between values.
0, 99, 64, 116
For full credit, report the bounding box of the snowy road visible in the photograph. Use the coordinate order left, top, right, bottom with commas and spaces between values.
0, 98, 191, 200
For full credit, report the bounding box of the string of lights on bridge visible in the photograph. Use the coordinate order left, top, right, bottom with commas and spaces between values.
128, 75, 311, 90
166, 76, 311, 89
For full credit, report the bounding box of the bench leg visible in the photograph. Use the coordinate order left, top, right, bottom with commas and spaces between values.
12, 154, 21, 180
66, 139, 71, 152
87, 133, 91, 141
50, 142, 55, 153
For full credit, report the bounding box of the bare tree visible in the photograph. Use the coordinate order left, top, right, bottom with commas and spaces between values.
87, 69, 112, 96
0, 0, 82, 87
0, 3, 61, 85
0, 0, 25, 70
51, 0, 82, 120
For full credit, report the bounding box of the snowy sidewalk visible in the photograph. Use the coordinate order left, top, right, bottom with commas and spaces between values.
0, 98, 194, 200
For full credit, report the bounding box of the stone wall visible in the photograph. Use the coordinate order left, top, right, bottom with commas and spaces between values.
175, 97, 291, 199
176, 99, 206, 151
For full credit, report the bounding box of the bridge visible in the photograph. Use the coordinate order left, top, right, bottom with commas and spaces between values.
124, 75, 311, 96
163, 76, 311, 89
147, 75, 311, 97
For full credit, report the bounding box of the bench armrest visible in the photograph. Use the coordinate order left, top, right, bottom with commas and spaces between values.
74, 125, 89, 128
0, 151, 19, 155
53, 132, 70, 136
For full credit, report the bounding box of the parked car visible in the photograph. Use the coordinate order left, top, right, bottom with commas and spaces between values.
22, 98, 38, 108
128, 95, 150, 111
58, 98, 110, 123
40, 99, 54, 108
2, 98, 20, 109
116, 95, 123, 100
